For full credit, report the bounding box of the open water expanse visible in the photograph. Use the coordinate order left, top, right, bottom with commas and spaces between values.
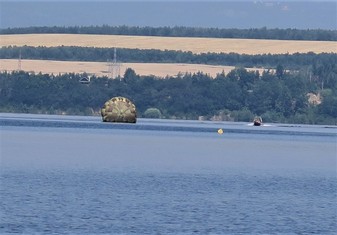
0, 113, 336, 234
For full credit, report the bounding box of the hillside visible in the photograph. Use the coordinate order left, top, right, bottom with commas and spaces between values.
0, 59, 271, 78
2, 33, 336, 77
1, 34, 337, 55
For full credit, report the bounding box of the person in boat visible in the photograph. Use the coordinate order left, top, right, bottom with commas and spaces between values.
253, 116, 263, 126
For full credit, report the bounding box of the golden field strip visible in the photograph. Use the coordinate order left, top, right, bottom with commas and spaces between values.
0, 59, 269, 78
1, 34, 336, 77
1, 34, 337, 54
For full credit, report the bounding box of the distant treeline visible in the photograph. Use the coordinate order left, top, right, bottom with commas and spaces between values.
2, 46, 337, 70
1, 25, 336, 41
0, 62, 336, 124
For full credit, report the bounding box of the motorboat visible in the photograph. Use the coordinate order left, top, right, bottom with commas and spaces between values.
253, 116, 263, 126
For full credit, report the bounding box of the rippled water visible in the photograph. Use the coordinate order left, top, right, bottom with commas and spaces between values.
0, 113, 336, 234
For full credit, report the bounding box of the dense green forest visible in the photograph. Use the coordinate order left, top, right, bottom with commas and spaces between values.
1, 65, 336, 124
1, 46, 337, 71
1, 25, 336, 41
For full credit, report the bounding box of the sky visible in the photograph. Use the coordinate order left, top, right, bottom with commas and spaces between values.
0, 1, 336, 30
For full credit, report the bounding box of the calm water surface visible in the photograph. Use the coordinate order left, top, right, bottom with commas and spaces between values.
0, 113, 336, 234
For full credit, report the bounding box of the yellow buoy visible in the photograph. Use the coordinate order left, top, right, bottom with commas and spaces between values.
217, 128, 224, 134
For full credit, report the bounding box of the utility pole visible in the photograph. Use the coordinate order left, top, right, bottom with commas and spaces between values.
18, 49, 22, 71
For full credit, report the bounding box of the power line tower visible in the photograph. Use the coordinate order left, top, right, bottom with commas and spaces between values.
107, 59, 113, 77
18, 49, 22, 71
108, 48, 122, 79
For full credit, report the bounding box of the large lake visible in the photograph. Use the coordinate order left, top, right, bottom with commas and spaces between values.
1, 113, 336, 234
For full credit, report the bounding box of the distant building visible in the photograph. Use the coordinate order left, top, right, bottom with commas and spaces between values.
79, 76, 90, 84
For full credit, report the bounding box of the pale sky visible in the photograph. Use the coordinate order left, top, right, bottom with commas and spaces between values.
0, 1, 336, 30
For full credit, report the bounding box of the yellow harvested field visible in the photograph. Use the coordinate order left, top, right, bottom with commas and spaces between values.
1, 34, 337, 55
2, 34, 334, 77
0, 59, 269, 78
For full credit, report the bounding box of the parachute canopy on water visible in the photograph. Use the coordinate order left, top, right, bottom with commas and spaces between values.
101, 97, 137, 123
